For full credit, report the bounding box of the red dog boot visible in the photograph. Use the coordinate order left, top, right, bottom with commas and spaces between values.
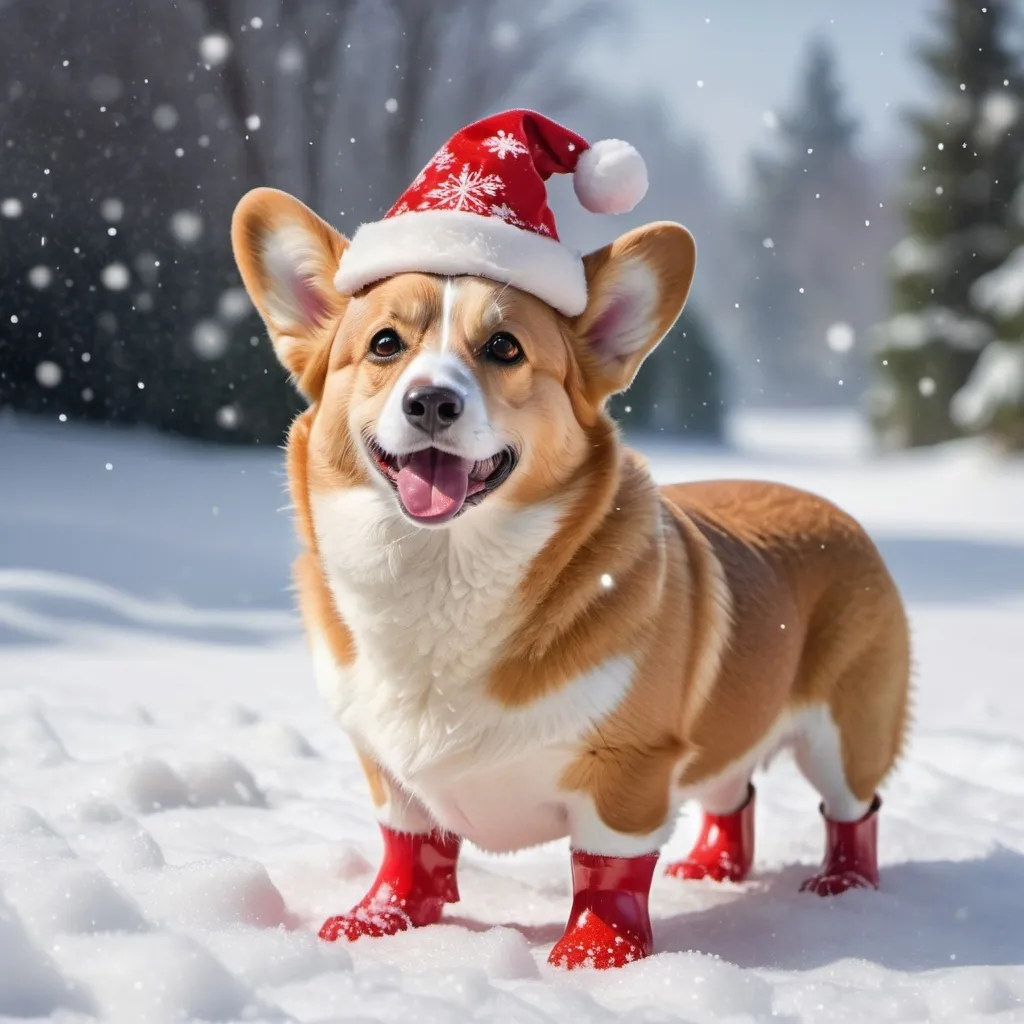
547, 849, 658, 970
665, 784, 755, 883
319, 825, 460, 942
800, 795, 881, 896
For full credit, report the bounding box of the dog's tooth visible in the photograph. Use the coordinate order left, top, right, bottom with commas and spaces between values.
471, 455, 496, 480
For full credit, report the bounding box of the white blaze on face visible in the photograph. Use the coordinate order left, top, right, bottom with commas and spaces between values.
440, 277, 457, 352
373, 280, 501, 462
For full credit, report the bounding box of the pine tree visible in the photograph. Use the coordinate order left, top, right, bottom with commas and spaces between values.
742, 37, 877, 406
953, 186, 1024, 449
952, 63, 1024, 451
873, 0, 1024, 448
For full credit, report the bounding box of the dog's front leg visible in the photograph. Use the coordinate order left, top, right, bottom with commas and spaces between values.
320, 751, 459, 943
547, 800, 670, 970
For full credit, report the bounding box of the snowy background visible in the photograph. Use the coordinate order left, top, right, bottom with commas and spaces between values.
3, 0, 1022, 443
1, 409, 1023, 1022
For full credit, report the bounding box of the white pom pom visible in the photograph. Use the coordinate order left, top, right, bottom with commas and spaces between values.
573, 139, 649, 215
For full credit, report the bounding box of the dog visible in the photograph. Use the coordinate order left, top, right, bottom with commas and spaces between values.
230, 112, 910, 970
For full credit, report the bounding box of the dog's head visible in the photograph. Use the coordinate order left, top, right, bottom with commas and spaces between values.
231, 188, 695, 527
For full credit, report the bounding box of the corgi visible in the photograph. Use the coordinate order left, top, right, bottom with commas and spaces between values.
230, 112, 910, 971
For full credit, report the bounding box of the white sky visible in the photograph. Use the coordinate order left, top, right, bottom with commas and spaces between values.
579, 0, 943, 196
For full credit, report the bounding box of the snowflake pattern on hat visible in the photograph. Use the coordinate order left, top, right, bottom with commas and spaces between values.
483, 130, 529, 160
431, 145, 456, 171
422, 164, 504, 214
490, 202, 551, 235
488, 202, 523, 227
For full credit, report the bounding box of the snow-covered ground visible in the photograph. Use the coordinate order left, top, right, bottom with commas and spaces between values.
2, 409, 1023, 1023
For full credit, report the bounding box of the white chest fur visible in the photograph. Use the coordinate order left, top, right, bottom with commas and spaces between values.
308, 486, 636, 851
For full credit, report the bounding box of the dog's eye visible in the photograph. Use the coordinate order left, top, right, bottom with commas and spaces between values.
484, 332, 524, 365
368, 329, 404, 361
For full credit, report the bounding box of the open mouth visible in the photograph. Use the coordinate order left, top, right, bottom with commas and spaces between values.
367, 439, 518, 524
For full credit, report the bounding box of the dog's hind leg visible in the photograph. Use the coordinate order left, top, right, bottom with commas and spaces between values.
794, 625, 909, 895
792, 701, 881, 896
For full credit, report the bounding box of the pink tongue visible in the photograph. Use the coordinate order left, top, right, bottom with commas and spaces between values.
396, 449, 472, 522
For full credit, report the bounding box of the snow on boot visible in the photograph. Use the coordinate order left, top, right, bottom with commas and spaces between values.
665, 784, 755, 883
800, 795, 881, 896
319, 825, 460, 942
547, 849, 658, 970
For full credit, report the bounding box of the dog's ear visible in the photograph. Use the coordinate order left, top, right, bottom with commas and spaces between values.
574, 222, 696, 402
231, 187, 348, 397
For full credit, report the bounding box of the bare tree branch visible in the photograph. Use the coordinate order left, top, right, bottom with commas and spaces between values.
278, 0, 356, 204
197, 0, 270, 187
379, 0, 454, 194
190, 0, 613, 217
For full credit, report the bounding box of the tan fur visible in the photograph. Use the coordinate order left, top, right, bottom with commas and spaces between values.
231, 187, 911, 847
356, 748, 389, 809
288, 413, 356, 669
616, 482, 907, 814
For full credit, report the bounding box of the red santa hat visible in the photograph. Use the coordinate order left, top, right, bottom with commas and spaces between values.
333, 109, 648, 317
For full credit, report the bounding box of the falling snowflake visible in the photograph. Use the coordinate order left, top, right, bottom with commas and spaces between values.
192, 320, 228, 360
169, 209, 203, 244
425, 164, 503, 213
152, 104, 179, 132
27, 265, 53, 289
216, 404, 240, 429
482, 130, 528, 160
100, 262, 130, 291
199, 33, 232, 66
217, 287, 251, 323
100, 198, 124, 223
489, 202, 526, 227
36, 361, 62, 388
277, 43, 303, 74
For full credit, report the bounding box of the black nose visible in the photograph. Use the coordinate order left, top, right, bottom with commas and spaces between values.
402, 385, 464, 434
